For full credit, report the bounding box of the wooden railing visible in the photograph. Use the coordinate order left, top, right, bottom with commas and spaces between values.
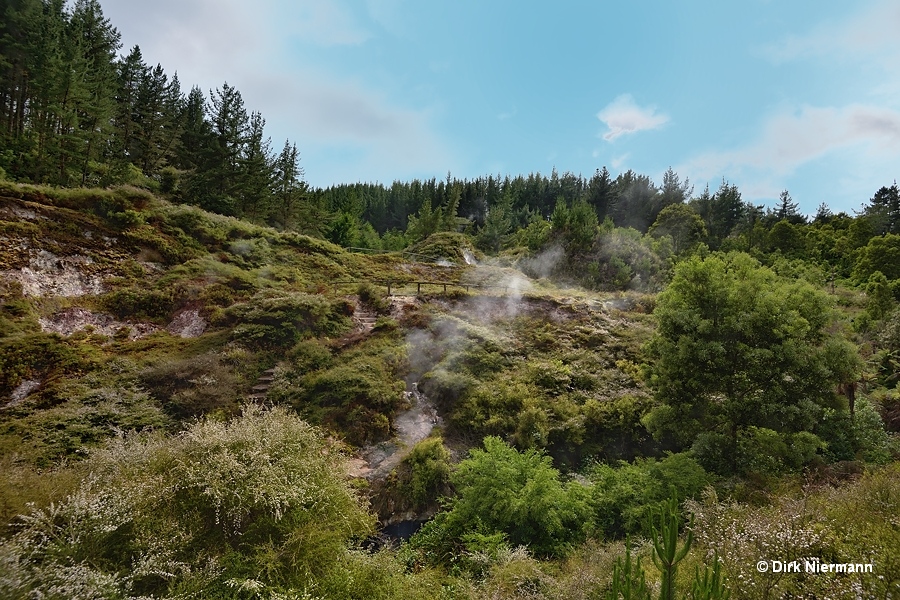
331, 279, 513, 296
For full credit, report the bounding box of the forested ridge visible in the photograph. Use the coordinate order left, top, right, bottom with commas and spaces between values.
1, 1, 900, 599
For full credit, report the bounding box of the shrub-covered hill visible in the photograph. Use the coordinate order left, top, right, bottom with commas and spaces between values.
2, 182, 898, 599
0, 182, 652, 514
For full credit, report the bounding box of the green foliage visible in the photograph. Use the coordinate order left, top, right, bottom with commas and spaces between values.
0, 406, 374, 599
648, 203, 707, 254
551, 197, 599, 253
649, 496, 694, 600
358, 281, 390, 313
421, 436, 592, 558
275, 332, 407, 446
606, 543, 651, 600
589, 453, 710, 538
407, 231, 475, 264
767, 219, 806, 255
853, 233, 900, 281
511, 212, 552, 252
0, 333, 88, 396
229, 292, 351, 349
139, 351, 245, 419
101, 286, 175, 320
645, 252, 860, 474
689, 556, 730, 600
400, 436, 453, 509
817, 398, 897, 463
689, 467, 900, 599
865, 271, 895, 321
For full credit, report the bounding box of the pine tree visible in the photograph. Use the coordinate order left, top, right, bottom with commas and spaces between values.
238, 111, 273, 220
660, 167, 693, 207
586, 167, 615, 221
775, 190, 805, 224
113, 45, 147, 164
271, 139, 312, 231
67, 0, 121, 185
197, 82, 248, 214
867, 183, 900, 234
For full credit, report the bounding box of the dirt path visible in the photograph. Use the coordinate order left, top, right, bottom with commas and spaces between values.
347, 383, 441, 480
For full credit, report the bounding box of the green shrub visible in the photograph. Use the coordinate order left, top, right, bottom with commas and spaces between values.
101, 287, 175, 321
0, 333, 87, 396
589, 453, 710, 538
413, 436, 591, 560
139, 352, 244, 419
358, 281, 390, 313
401, 436, 453, 509
229, 292, 351, 349
0, 406, 374, 598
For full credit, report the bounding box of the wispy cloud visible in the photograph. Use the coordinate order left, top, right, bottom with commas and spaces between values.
100, 0, 454, 186
611, 153, 630, 170
761, 0, 900, 66
597, 94, 668, 141
497, 106, 517, 121
683, 104, 900, 179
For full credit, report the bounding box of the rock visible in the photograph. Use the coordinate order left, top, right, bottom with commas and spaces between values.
166, 308, 207, 338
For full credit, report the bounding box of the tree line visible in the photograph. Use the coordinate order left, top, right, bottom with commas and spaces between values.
0, 0, 307, 226
3, 0, 899, 289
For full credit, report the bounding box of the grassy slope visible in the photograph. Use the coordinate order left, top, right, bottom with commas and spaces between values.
2, 182, 898, 599
0, 182, 652, 523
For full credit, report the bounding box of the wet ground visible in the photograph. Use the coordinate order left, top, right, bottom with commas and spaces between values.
347, 383, 441, 480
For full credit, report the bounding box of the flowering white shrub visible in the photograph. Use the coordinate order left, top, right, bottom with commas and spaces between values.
688, 470, 900, 600
0, 405, 373, 599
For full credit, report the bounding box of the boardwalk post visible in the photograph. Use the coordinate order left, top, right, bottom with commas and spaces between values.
417, 282, 421, 294
387, 281, 392, 295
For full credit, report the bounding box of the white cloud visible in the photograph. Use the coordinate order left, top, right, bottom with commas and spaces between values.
610, 153, 630, 170
98, 0, 454, 186
284, 2, 370, 47
761, 0, 900, 66
597, 94, 668, 141
683, 104, 900, 179
497, 106, 517, 121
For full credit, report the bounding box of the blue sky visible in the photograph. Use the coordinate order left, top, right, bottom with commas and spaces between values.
100, 0, 900, 215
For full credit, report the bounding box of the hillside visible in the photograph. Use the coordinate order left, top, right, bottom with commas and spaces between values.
1, 181, 898, 599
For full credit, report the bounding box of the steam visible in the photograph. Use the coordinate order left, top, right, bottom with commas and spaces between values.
519, 246, 564, 280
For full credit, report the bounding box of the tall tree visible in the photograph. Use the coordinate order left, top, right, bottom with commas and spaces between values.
775, 189, 805, 224
612, 170, 660, 232
865, 183, 900, 235
112, 44, 147, 164
586, 167, 615, 221
660, 167, 693, 207
66, 0, 121, 185
235, 111, 273, 219
645, 252, 859, 474
199, 82, 248, 214
271, 139, 313, 232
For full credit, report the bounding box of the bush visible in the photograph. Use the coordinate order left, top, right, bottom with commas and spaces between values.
0, 406, 374, 598
229, 292, 352, 349
101, 287, 175, 321
140, 352, 244, 419
589, 453, 710, 538
358, 281, 390, 313
0, 333, 87, 396
402, 436, 453, 509
413, 436, 591, 559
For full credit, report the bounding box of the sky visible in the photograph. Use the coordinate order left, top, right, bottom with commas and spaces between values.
98, 0, 900, 216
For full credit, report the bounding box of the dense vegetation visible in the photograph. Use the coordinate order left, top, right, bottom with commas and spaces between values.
2, 2, 900, 598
